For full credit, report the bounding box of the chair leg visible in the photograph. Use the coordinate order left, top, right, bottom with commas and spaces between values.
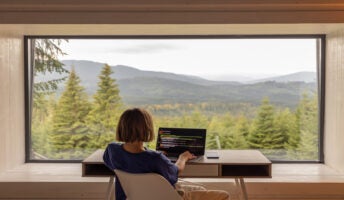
106, 176, 115, 200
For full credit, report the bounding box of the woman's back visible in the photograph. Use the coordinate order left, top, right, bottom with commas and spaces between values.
103, 143, 178, 200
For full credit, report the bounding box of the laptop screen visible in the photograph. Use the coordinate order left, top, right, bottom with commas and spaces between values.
156, 127, 206, 157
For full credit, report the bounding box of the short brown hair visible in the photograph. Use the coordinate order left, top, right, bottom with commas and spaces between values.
116, 108, 155, 142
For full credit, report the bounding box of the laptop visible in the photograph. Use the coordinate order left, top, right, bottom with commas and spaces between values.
156, 127, 206, 162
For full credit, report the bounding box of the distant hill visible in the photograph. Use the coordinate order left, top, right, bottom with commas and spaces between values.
36, 60, 317, 108
249, 71, 316, 83
204, 74, 256, 83
61, 60, 241, 86
118, 78, 315, 107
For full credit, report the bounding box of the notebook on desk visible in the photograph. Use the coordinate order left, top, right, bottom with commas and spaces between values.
156, 127, 206, 162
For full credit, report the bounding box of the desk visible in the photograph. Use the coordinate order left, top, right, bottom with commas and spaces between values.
82, 149, 271, 200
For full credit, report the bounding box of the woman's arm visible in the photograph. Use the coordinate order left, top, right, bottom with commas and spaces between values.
175, 151, 196, 174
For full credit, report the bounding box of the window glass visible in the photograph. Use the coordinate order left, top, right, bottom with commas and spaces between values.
27, 37, 321, 161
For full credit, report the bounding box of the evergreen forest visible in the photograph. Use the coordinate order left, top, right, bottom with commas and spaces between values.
30, 39, 319, 161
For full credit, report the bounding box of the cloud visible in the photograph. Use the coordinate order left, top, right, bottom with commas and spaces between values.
111, 43, 181, 54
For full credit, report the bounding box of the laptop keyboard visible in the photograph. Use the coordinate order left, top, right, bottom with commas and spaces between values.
187, 156, 203, 163
167, 156, 203, 163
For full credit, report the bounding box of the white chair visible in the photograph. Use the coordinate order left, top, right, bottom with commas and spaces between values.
114, 169, 182, 200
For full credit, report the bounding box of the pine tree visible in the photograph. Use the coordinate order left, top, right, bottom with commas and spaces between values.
218, 114, 241, 149
232, 115, 250, 149
31, 39, 68, 159
266, 108, 296, 159
33, 39, 69, 98
51, 68, 91, 158
248, 98, 276, 149
270, 108, 291, 149
284, 108, 301, 156
31, 93, 50, 159
87, 64, 123, 148
294, 93, 319, 160
208, 113, 236, 149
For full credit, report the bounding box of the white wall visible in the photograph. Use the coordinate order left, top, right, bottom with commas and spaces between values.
325, 29, 344, 173
0, 24, 344, 199
0, 33, 25, 174
1, 24, 344, 173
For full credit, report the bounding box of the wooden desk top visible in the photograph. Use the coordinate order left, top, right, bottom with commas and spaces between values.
83, 149, 271, 165
82, 149, 272, 178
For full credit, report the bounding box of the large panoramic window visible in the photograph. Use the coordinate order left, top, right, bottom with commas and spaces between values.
25, 36, 324, 162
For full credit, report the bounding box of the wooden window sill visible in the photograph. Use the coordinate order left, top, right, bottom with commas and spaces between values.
0, 163, 343, 183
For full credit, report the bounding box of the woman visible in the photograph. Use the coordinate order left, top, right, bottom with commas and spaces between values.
103, 108, 229, 200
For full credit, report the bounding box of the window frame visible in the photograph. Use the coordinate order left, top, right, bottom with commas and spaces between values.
24, 35, 326, 163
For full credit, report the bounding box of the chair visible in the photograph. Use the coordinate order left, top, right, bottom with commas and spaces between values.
114, 169, 182, 200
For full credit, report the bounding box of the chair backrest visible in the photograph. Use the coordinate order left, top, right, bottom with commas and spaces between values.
114, 169, 182, 200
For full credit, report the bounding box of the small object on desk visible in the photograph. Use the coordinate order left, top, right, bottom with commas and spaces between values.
206, 151, 219, 159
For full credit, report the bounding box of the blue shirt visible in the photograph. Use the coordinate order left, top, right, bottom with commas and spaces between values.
103, 143, 179, 200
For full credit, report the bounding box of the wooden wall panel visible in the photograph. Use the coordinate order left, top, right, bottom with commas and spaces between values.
0, 34, 25, 174
8, 37, 25, 170
0, 37, 10, 174
0, 0, 343, 194
0, 181, 343, 200
1, 11, 344, 24
0, 182, 108, 199
1, 0, 344, 23
325, 30, 344, 173
3, 24, 344, 36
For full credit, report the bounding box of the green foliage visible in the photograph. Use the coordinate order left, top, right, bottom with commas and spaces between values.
30, 39, 69, 159
32, 87, 319, 161
207, 116, 223, 149
248, 98, 277, 149
31, 39, 70, 159
282, 108, 300, 150
86, 64, 123, 149
145, 102, 256, 118
31, 65, 319, 161
292, 93, 319, 160
30, 51, 320, 161
119, 76, 316, 108
232, 116, 250, 149
31, 65, 125, 159
33, 39, 69, 95
50, 68, 91, 158
31, 94, 56, 159
213, 114, 236, 149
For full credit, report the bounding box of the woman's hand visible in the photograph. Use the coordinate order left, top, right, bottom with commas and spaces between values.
175, 151, 196, 174
179, 151, 197, 162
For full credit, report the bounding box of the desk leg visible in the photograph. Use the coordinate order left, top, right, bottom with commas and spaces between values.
235, 178, 240, 187
106, 176, 114, 200
239, 178, 248, 200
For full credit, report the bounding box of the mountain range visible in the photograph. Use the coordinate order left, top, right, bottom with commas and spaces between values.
37, 60, 317, 107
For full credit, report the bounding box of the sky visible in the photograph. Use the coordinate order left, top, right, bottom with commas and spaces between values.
58, 38, 317, 81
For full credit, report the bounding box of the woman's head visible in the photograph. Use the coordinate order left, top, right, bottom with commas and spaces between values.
116, 108, 154, 143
